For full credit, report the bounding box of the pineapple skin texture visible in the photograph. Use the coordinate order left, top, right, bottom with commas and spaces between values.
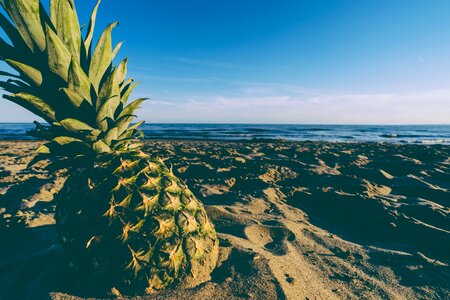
55, 153, 219, 293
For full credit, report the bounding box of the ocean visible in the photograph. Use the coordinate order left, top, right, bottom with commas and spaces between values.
0, 123, 449, 144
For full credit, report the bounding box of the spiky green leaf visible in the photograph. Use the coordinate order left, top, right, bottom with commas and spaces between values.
116, 58, 127, 84
104, 127, 118, 145
58, 118, 96, 132
3, 92, 55, 122
121, 81, 139, 105
119, 98, 147, 119
50, 0, 81, 60
127, 121, 144, 132
36, 144, 50, 154
5, 59, 43, 86
93, 139, 111, 153
53, 136, 85, 145
112, 40, 123, 60
119, 120, 144, 139
120, 78, 133, 90
68, 57, 91, 103
116, 115, 134, 136
61, 87, 84, 108
89, 21, 118, 91
97, 95, 120, 131
83, 0, 101, 58
0, 0, 46, 52
45, 24, 71, 80
98, 68, 120, 110
128, 142, 143, 150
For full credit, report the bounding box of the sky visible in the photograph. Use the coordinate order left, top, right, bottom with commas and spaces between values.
1, 0, 450, 124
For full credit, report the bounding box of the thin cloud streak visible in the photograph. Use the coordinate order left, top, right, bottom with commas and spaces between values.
127, 72, 326, 97
138, 88, 450, 124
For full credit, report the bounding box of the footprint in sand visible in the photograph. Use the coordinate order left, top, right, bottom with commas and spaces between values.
244, 222, 295, 256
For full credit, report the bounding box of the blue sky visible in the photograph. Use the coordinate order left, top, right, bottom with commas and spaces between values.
1, 0, 450, 124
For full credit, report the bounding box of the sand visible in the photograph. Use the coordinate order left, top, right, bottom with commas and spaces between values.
0, 140, 449, 299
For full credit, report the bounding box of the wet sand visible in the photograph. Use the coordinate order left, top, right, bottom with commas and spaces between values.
0, 140, 449, 299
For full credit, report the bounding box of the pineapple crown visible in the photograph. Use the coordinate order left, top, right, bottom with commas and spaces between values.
0, 0, 147, 169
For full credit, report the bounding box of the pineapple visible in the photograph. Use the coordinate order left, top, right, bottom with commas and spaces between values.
0, 0, 219, 294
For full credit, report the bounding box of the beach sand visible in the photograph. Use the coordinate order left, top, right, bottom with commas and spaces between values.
0, 140, 449, 299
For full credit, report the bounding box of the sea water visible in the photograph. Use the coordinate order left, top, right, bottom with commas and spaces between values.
1, 123, 449, 144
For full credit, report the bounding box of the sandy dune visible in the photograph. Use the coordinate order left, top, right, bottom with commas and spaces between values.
0, 140, 449, 299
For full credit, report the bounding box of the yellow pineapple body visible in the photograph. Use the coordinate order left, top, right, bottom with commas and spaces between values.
56, 153, 219, 293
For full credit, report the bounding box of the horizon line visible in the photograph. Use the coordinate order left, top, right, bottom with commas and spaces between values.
0, 122, 449, 126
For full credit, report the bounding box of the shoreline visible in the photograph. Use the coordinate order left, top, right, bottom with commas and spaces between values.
1, 138, 450, 145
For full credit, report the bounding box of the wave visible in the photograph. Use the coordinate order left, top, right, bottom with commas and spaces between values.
1, 124, 449, 144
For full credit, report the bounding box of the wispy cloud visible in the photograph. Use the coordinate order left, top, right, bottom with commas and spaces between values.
137, 87, 450, 124
125, 71, 326, 98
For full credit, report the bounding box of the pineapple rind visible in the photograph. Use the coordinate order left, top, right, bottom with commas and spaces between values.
56, 153, 219, 293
